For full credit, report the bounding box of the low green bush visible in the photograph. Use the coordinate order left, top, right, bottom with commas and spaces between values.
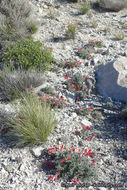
0, 39, 55, 71
9, 91, 57, 146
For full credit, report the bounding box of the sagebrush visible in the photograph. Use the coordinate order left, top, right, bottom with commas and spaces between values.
0, 69, 44, 101
0, 0, 37, 47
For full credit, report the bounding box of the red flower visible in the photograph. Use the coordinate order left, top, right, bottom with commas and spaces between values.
60, 158, 65, 163
86, 96, 89, 99
74, 131, 80, 135
68, 156, 71, 160
76, 86, 80, 90
72, 147, 75, 152
49, 176, 54, 180
77, 97, 80, 101
86, 126, 91, 130
82, 125, 85, 130
91, 161, 96, 165
90, 106, 94, 110
88, 149, 94, 157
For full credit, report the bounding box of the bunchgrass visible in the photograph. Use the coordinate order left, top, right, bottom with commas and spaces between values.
9, 91, 57, 146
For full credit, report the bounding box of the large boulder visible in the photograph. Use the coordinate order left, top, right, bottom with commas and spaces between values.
96, 56, 127, 103
98, 0, 127, 11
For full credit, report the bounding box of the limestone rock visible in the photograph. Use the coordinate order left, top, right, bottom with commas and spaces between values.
98, 0, 127, 11
96, 56, 127, 103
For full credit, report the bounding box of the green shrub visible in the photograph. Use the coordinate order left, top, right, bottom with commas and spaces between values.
9, 91, 57, 146
0, 69, 44, 101
77, 48, 89, 59
0, 39, 55, 71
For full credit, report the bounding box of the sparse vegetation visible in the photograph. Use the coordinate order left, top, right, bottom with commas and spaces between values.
90, 21, 98, 28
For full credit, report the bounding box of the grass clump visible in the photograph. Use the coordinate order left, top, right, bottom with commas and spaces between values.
65, 22, 78, 39
0, 39, 55, 71
0, 69, 44, 101
9, 91, 57, 146
114, 31, 125, 40
79, 1, 90, 14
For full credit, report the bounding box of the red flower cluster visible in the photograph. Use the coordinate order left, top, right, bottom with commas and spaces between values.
40, 94, 66, 108
88, 40, 103, 47
64, 58, 82, 69
64, 71, 71, 79
77, 105, 94, 115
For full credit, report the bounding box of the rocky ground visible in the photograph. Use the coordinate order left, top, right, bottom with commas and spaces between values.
0, 0, 127, 190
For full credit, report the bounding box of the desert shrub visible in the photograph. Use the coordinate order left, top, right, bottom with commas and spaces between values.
47, 146, 98, 184
65, 72, 88, 92
63, 58, 82, 69
77, 48, 90, 59
0, 39, 55, 71
65, 22, 78, 39
9, 91, 57, 146
0, 0, 37, 47
0, 69, 44, 101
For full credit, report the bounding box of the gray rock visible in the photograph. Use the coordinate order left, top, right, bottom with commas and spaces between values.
30, 146, 44, 157
96, 56, 127, 103
98, 0, 127, 12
